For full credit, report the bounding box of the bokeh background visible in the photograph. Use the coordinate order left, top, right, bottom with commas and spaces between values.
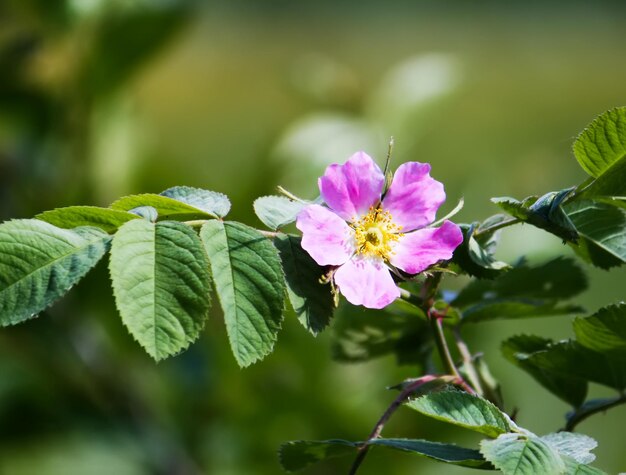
1, 1, 625, 474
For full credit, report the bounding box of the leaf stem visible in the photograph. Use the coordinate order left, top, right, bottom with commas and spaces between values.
453, 327, 484, 397
430, 313, 463, 383
563, 394, 626, 432
473, 217, 520, 239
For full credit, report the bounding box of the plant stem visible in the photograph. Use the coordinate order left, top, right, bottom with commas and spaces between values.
563, 394, 626, 432
473, 217, 520, 238
453, 327, 484, 397
430, 313, 462, 382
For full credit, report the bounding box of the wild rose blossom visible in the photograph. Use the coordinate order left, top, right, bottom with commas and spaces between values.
296, 151, 463, 309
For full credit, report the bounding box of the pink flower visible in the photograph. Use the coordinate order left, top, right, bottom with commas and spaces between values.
296, 151, 463, 309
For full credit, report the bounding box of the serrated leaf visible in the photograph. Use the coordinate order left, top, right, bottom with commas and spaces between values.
0, 220, 110, 326
36, 206, 140, 233
528, 340, 626, 391
161, 186, 230, 218
253, 196, 306, 230
109, 220, 211, 361
200, 221, 285, 367
274, 235, 334, 335
492, 189, 578, 242
480, 433, 565, 475
278, 438, 491, 472
541, 432, 597, 464
502, 335, 587, 407
405, 390, 512, 437
451, 223, 510, 279
574, 107, 626, 178
573, 303, 626, 352
111, 193, 219, 221
562, 456, 607, 475
331, 303, 430, 365
565, 200, 626, 269
453, 257, 587, 308
461, 300, 582, 324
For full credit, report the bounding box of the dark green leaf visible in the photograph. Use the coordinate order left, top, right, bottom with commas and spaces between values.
573, 107, 626, 178
161, 186, 230, 218
573, 303, 626, 352
274, 235, 334, 335
502, 335, 587, 407
200, 221, 285, 367
451, 223, 510, 279
492, 189, 578, 242
36, 206, 139, 233
565, 200, 626, 269
253, 196, 306, 230
453, 257, 587, 308
331, 304, 430, 365
461, 300, 582, 324
541, 432, 597, 464
278, 438, 491, 472
528, 340, 626, 391
405, 390, 513, 438
0, 220, 110, 326
480, 433, 565, 475
109, 220, 211, 361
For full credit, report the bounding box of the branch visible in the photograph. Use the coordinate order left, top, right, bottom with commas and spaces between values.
563, 394, 626, 432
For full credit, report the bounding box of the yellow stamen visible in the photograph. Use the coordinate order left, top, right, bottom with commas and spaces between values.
352, 207, 403, 260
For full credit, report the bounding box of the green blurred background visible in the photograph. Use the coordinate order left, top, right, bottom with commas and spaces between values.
1, 1, 625, 473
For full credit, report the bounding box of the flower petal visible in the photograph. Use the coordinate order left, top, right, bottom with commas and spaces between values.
296, 204, 355, 266
382, 161, 446, 231
334, 256, 400, 309
389, 220, 463, 274
319, 151, 385, 222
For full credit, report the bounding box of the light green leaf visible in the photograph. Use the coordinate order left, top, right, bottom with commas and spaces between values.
562, 456, 607, 475
573, 303, 626, 352
112, 193, 218, 221
541, 432, 597, 464
405, 390, 512, 438
574, 107, 626, 178
565, 200, 626, 269
36, 206, 140, 233
0, 220, 110, 326
274, 235, 334, 335
128, 206, 158, 222
253, 196, 306, 230
480, 433, 565, 475
200, 221, 285, 367
502, 335, 587, 407
278, 438, 491, 472
451, 223, 510, 279
109, 220, 211, 361
161, 186, 231, 218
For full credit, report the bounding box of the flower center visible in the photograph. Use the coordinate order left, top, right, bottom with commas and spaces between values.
353, 207, 403, 260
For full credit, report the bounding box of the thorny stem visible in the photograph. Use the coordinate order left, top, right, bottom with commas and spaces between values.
472, 217, 520, 239
563, 394, 626, 432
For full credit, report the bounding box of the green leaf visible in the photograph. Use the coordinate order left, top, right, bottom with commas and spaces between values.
278, 440, 357, 472
200, 221, 285, 367
0, 220, 110, 326
453, 257, 587, 308
36, 206, 140, 233
161, 186, 231, 218
528, 340, 626, 391
480, 433, 565, 475
502, 335, 587, 407
368, 439, 491, 469
278, 438, 491, 472
573, 303, 626, 352
574, 107, 626, 178
128, 206, 158, 222
111, 191, 226, 221
492, 189, 578, 242
274, 235, 334, 335
541, 432, 597, 464
253, 196, 306, 230
109, 220, 211, 361
562, 456, 607, 475
579, 157, 626, 198
331, 303, 430, 365
565, 200, 626, 268
461, 300, 582, 324
405, 390, 513, 438
451, 223, 510, 279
